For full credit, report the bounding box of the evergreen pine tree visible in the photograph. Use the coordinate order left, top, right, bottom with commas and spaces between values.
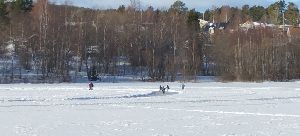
13, 0, 33, 12
285, 2, 299, 26
0, 0, 7, 17
169, 0, 188, 14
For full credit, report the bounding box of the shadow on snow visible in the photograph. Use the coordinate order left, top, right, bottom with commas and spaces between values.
67, 91, 179, 101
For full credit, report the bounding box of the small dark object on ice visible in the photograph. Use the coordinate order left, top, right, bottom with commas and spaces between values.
166, 85, 170, 90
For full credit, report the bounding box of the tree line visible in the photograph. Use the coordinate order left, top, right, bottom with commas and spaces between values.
203, 0, 298, 26
0, 0, 299, 83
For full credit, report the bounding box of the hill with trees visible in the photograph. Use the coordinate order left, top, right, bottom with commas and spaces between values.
0, 0, 299, 83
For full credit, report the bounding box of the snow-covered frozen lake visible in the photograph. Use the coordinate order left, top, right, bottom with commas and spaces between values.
1, 82, 300, 136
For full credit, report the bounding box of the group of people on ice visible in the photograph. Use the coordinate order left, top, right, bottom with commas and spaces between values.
88, 82, 185, 92
159, 85, 170, 94
159, 83, 185, 94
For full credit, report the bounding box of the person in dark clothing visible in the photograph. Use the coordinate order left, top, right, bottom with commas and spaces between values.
182, 83, 185, 90
89, 82, 94, 90
161, 87, 166, 94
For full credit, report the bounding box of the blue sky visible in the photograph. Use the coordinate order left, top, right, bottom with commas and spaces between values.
51, 0, 300, 12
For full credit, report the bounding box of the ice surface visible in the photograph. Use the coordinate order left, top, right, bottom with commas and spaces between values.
1, 82, 300, 136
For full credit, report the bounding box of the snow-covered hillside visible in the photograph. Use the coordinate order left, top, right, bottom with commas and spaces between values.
1, 82, 300, 136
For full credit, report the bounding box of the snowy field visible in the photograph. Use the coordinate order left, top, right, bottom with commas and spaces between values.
1, 82, 300, 136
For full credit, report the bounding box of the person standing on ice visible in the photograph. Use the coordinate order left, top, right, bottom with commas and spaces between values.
161, 86, 166, 94
89, 82, 94, 90
181, 83, 185, 90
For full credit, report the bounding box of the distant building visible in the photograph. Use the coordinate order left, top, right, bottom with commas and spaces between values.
239, 21, 277, 31
198, 19, 208, 29
199, 19, 229, 35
